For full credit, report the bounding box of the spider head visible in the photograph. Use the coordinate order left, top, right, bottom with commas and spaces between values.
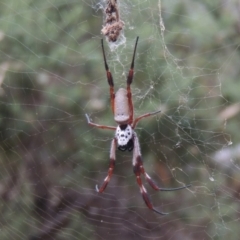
116, 124, 133, 151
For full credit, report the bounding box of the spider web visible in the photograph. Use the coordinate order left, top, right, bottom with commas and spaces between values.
0, 0, 239, 239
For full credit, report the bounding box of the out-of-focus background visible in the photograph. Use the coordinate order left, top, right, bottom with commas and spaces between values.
1, 0, 240, 239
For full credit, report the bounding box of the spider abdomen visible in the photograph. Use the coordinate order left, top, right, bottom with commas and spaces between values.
114, 88, 130, 124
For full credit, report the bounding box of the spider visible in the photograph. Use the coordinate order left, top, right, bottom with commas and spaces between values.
85, 37, 191, 215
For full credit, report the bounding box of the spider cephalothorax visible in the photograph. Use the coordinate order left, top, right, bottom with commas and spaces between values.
85, 37, 191, 215
115, 124, 133, 151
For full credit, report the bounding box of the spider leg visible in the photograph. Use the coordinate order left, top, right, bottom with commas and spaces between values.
126, 37, 139, 124
132, 110, 161, 129
96, 138, 117, 193
138, 158, 191, 191
133, 132, 167, 215
85, 114, 116, 130
134, 165, 168, 215
101, 39, 115, 114
133, 131, 191, 191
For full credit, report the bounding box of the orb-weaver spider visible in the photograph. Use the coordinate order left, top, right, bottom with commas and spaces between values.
85, 37, 191, 215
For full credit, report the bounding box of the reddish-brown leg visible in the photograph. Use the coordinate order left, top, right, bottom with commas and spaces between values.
137, 156, 191, 192
133, 159, 168, 215
132, 110, 161, 129
132, 132, 191, 214
96, 138, 117, 193
126, 37, 139, 124
85, 114, 116, 130
132, 132, 167, 215
101, 39, 115, 114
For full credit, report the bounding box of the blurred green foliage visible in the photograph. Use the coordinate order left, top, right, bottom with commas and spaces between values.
0, 0, 240, 239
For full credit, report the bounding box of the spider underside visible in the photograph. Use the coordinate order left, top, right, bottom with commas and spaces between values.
85, 37, 191, 215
